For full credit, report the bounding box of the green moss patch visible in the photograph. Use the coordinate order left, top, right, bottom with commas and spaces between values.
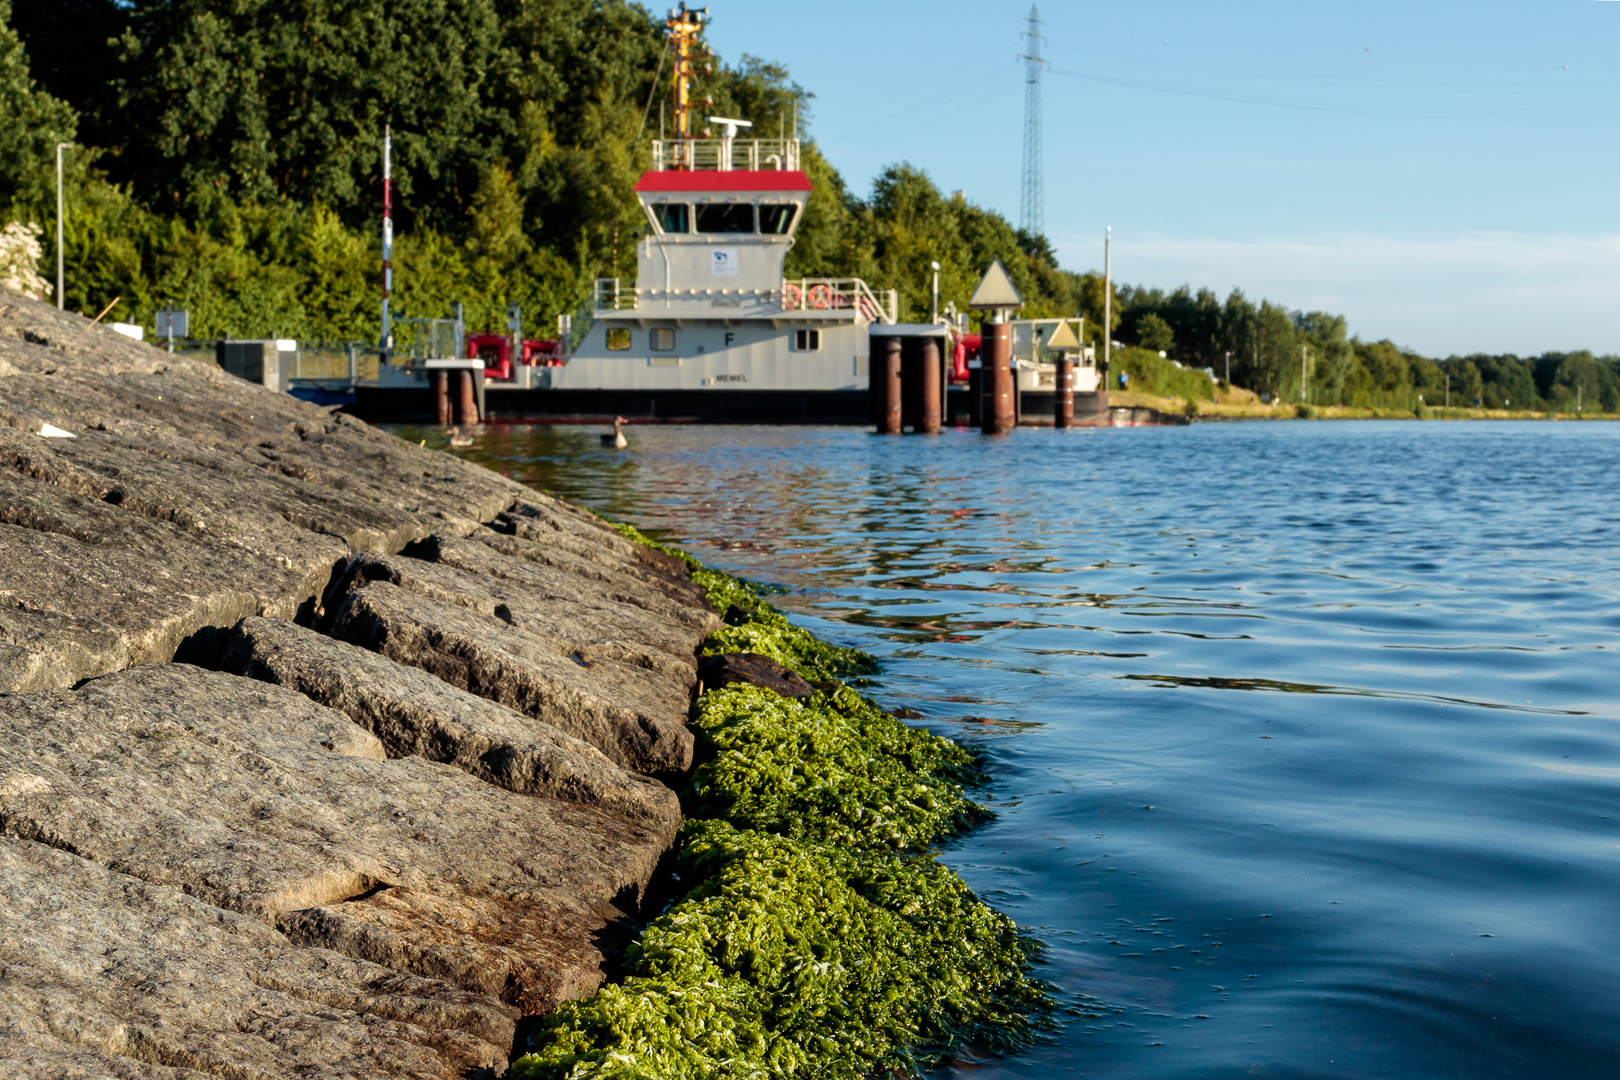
513, 524, 1048, 1078
513, 821, 1045, 1080
689, 684, 985, 851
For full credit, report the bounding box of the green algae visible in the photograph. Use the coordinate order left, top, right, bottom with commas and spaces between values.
688, 684, 986, 851
511, 525, 1048, 1078
511, 821, 1045, 1080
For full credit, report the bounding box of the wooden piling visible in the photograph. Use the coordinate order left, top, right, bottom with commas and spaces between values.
1054, 355, 1074, 429
435, 371, 450, 426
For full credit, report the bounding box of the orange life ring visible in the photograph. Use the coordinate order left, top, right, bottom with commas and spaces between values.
782, 282, 802, 310
807, 284, 834, 310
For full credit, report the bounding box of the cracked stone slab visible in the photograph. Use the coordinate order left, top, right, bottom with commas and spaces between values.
0, 834, 514, 1079
476, 499, 713, 614
0, 470, 329, 690
0, 295, 540, 688
325, 580, 696, 776
346, 548, 707, 670
410, 531, 719, 648
219, 616, 681, 827
0, 664, 673, 1014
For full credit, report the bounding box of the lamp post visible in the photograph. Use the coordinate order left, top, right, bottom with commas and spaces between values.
1103, 227, 1112, 388
930, 261, 940, 322
55, 142, 71, 310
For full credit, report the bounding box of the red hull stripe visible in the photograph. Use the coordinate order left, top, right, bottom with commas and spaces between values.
634, 170, 813, 193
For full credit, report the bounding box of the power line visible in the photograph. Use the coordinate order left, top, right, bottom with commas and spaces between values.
1020, 6, 1046, 238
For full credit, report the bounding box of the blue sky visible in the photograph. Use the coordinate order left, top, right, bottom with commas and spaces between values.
704, 1, 1620, 356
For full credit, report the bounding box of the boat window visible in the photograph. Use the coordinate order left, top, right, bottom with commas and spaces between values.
695, 202, 755, 234
793, 329, 821, 351
652, 202, 689, 234
606, 328, 631, 351
650, 328, 676, 351
758, 204, 796, 235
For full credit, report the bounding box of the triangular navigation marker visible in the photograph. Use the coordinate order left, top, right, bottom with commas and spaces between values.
1045, 319, 1081, 352
968, 259, 1023, 310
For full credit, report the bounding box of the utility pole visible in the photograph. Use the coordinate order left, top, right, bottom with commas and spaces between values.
1301, 344, 1308, 403
55, 142, 70, 309
380, 125, 393, 362
1103, 227, 1112, 385
1224, 350, 1231, 387
1019, 6, 1046, 237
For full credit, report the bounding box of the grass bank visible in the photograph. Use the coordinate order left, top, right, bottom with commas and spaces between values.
509, 525, 1049, 1079
1109, 388, 1620, 422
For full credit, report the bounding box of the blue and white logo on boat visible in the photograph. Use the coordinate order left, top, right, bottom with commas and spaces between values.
710, 248, 739, 276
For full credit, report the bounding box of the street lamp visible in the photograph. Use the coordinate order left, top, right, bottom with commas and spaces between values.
55, 142, 71, 310
930, 261, 940, 322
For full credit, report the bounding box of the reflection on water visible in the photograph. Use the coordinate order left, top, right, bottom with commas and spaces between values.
398, 419, 1620, 1078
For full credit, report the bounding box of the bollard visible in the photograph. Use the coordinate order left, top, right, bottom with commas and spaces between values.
1054, 355, 1074, 429
981, 322, 1014, 434
457, 369, 478, 426
919, 336, 942, 434
875, 336, 902, 434
435, 371, 451, 426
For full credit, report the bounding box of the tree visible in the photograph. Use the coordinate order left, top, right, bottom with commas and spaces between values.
110, 0, 503, 228
1136, 312, 1174, 353
0, 0, 76, 206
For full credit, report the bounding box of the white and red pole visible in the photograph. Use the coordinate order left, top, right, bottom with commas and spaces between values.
380, 125, 393, 360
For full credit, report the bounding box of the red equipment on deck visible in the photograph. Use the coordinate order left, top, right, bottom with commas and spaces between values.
951, 333, 980, 384
465, 333, 567, 381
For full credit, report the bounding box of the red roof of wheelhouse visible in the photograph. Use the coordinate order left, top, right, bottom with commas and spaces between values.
634, 170, 814, 193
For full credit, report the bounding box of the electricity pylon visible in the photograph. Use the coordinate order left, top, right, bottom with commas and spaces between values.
1020, 5, 1046, 238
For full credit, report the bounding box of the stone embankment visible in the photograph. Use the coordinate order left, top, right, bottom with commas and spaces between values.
0, 295, 721, 1078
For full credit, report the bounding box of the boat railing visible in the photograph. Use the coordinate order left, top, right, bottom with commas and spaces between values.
595, 277, 896, 324
594, 278, 637, 311
780, 278, 897, 324
651, 138, 800, 173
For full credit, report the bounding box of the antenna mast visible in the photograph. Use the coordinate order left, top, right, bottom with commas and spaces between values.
1020, 5, 1046, 238
666, 4, 709, 165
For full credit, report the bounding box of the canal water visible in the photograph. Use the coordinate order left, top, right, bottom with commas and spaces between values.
410, 419, 1620, 1078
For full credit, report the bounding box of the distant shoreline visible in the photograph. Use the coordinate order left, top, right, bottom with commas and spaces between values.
1107, 389, 1620, 422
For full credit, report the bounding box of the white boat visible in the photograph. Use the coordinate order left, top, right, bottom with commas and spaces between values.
360, 3, 896, 425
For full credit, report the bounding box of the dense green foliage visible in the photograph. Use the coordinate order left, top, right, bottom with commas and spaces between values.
1111, 346, 1216, 401
5, 2, 1615, 405
515, 528, 1047, 1078
1112, 284, 1620, 412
